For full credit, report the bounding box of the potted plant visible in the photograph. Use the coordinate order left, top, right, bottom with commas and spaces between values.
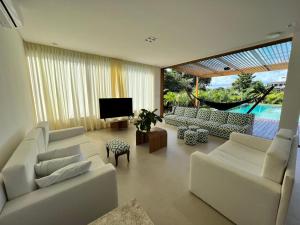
135, 109, 162, 144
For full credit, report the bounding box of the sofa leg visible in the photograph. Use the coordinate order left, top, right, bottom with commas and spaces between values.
115, 154, 118, 167
127, 151, 130, 162
106, 147, 109, 158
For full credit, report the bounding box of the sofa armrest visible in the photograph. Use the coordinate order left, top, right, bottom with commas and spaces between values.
230, 132, 272, 152
189, 152, 281, 225
242, 124, 252, 134
0, 164, 117, 225
49, 126, 85, 142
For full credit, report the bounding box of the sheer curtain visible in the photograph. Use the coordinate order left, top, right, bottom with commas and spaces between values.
25, 42, 157, 130
25, 43, 111, 130
123, 62, 155, 112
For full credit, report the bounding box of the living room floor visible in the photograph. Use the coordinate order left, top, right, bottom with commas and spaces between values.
83, 123, 300, 225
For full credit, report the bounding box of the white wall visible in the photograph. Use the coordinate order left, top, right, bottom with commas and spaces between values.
279, 32, 300, 133
0, 28, 35, 169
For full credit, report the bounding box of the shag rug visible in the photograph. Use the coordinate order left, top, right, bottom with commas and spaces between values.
88, 199, 154, 225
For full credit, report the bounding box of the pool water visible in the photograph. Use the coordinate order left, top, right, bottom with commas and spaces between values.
228, 104, 283, 121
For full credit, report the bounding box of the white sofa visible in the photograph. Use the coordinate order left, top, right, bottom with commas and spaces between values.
189, 130, 298, 225
0, 123, 118, 225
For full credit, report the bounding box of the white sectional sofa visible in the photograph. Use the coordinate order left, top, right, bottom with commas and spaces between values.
0, 123, 118, 225
189, 129, 298, 225
164, 106, 255, 139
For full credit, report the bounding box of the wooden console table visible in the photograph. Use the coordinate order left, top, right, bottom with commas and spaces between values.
110, 120, 128, 129
136, 127, 167, 153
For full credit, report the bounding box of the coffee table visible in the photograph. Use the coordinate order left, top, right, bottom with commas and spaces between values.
136, 127, 167, 153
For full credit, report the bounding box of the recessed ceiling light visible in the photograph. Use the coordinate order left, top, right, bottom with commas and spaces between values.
266, 32, 282, 39
145, 36, 157, 43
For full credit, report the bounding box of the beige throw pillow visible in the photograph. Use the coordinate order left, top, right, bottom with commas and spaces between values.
35, 154, 81, 177
35, 161, 91, 188
37, 145, 81, 162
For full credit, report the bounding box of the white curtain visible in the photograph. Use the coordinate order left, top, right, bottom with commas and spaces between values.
25, 42, 157, 130
25, 43, 111, 130
123, 62, 155, 112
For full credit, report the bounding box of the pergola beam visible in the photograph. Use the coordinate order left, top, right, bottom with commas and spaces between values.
216, 57, 243, 73
250, 50, 271, 71
174, 63, 288, 78
193, 62, 217, 73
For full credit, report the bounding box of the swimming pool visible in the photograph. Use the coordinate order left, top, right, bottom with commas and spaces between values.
228, 104, 283, 121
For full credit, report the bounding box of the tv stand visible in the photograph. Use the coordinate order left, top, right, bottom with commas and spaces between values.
110, 119, 128, 129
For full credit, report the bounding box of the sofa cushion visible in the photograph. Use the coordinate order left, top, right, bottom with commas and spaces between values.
2, 140, 38, 200
174, 107, 185, 116
276, 129, 294, 140
210, 140, 266, 176
196, 109, 211, 120
187, 118, 205, 126
164, 114, 177, 120
227, 112, 249, 126
262, 137, 292, 183
36, 121, 49, 148
184, 108, 197, 118
35, 160, 92, 188
209, 111, 228, 124
35, 154, 81, 177
201, 121, 222, 129
47, 135, 90, 151
24, 128, 46, 153
219, 124, 248, 133
38, 145, 81, 162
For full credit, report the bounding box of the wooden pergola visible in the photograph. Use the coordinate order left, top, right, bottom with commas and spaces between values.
160, 37, 293, 116
172, 39, 292, 78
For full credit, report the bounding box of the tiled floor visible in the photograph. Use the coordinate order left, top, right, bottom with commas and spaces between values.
84, 123, 299, 225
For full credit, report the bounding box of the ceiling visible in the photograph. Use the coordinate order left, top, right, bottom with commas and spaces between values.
15, 0, 300, 67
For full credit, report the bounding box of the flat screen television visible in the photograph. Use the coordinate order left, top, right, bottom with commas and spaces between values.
99, 98, 133, 119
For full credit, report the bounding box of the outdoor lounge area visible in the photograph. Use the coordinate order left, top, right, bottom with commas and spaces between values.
1, 1, 300, 225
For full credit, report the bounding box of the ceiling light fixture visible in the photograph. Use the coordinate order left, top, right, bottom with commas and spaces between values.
145, 36, 157, 43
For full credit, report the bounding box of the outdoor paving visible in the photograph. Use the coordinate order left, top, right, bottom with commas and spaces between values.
253, 118, 300, 140
253, 119, 279, 139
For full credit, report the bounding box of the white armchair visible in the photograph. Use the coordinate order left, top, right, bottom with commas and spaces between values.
189, 131, 298, 225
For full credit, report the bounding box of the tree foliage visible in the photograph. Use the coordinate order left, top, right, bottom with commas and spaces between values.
232, 73, 255, 93
163, 70, 284, 108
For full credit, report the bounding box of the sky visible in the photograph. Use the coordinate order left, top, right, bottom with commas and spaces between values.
208, 69, 288, 89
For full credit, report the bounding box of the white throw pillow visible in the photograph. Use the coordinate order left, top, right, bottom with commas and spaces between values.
262, 137, 292, 183
35, 161, 91, 188
35, 154, 81, 177
37, 145, 81, 162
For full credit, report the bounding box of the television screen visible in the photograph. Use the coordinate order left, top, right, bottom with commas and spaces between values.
99, 98, 133, 119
